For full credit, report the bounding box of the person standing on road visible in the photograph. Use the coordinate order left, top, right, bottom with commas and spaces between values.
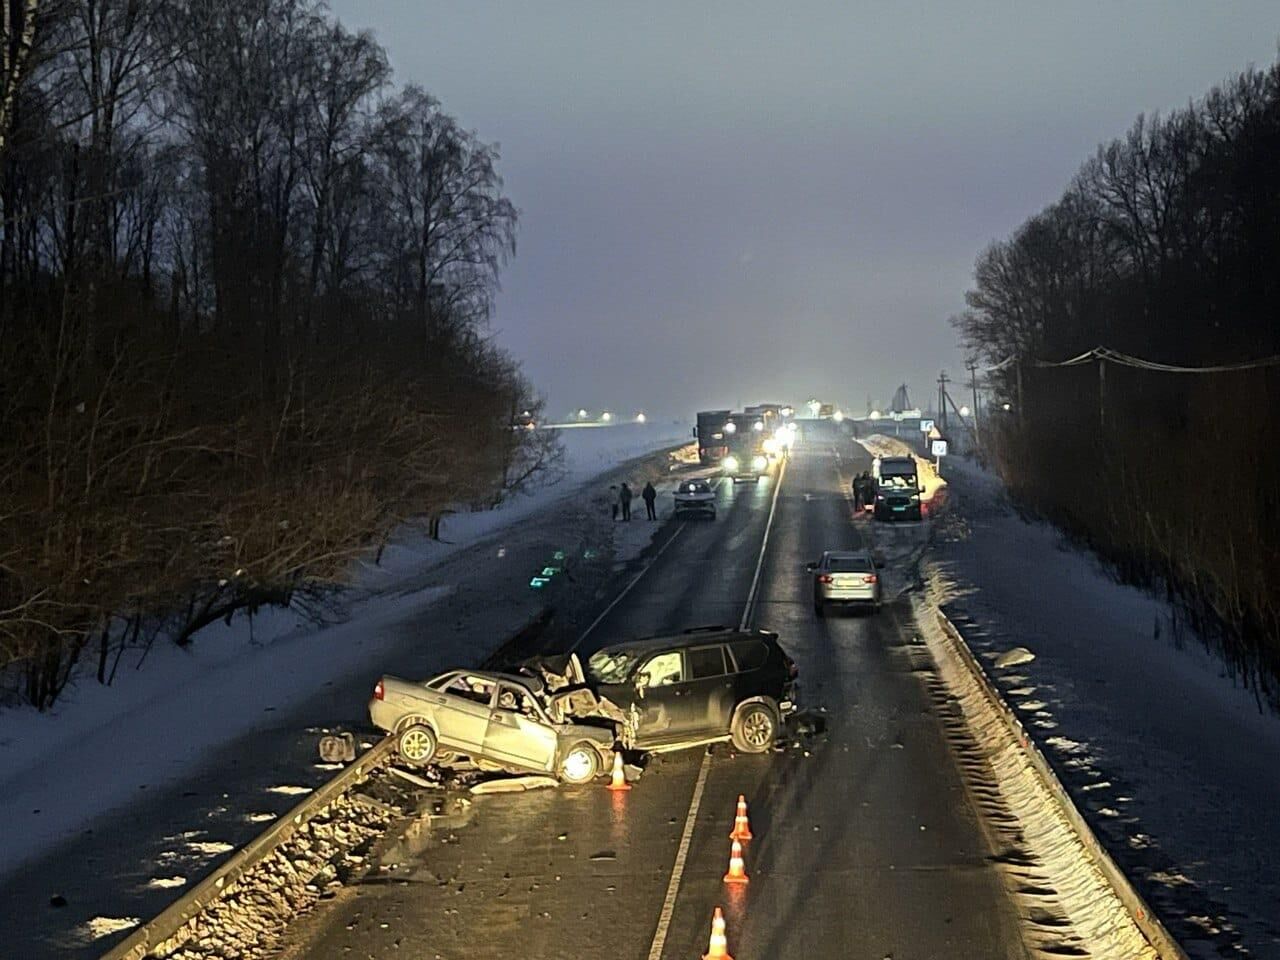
619, 482, 633, 521
641, 481, 657, 520
609, 484, 619, 521
852, 474, 863, 510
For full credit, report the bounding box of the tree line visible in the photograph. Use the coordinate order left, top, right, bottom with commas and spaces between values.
0, 0, 559, 709
954, 54, 1280, 707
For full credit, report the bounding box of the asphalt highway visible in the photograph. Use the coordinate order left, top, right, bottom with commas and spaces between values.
278, 424, 1029, 960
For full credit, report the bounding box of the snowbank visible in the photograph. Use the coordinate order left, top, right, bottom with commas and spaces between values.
925, 455, 1280, 959
357, 421, 692, 587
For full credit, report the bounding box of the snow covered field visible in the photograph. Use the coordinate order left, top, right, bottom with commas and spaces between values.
925, 456, 1280, 959
0, 421, 689, 885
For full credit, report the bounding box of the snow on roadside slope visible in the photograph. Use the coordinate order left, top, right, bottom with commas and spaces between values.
925, 455, 1280, 959
0, 422, 688, 879
358, 421, 691, 587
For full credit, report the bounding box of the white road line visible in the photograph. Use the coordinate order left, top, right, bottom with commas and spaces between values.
569, 522, 687, 651
645, 458, 788, 960
645, 749, 712, 960
739, 457, 788, 631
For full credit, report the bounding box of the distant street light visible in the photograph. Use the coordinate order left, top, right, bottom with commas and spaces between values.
635, 412, 646, 423
1002, 402, 1012, 411
832, 409, 845, 422
601, 411, 612, 422
870, 410, 882, 419
960, 405, 971, 417
578, 408, 588, 419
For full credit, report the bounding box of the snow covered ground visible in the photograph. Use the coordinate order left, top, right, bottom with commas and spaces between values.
924, 455, 1280, 959
0, 421, 689, 885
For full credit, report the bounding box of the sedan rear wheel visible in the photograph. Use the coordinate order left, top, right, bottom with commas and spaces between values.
731, 703, 777, 753
396, 724, 437, 766
559, 743, 602, 784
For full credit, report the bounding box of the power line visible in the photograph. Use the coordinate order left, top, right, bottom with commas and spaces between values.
978, 345, 1280, 375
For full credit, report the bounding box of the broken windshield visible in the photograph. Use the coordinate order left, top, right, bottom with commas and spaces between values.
586, 648, 640, 684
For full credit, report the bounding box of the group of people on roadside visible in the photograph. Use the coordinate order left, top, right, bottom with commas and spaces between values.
611, 481, 658, 521
851, 471, 875, 510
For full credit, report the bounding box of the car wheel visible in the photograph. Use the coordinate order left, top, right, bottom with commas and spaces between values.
559, 743, 602, 784
731, 703, 777, 753
396, 723, 437, 766
814, 597, 825, 617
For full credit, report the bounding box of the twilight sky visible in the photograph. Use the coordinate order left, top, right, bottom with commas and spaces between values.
332, 0, 1277, 419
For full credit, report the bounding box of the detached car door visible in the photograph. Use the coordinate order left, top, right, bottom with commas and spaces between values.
482, 683, 558, 772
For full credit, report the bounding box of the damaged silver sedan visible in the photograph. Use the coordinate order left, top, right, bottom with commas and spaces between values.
369, 670, 616, 784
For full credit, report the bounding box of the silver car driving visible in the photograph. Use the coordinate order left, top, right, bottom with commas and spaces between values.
808, 550, 882, 615
369, 669, 616, 784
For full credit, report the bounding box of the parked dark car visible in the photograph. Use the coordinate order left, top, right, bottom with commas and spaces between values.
560, 627, 799, 754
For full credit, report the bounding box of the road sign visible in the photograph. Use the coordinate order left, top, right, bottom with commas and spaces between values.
931, 439, 949, 458
920, 419, 935, 434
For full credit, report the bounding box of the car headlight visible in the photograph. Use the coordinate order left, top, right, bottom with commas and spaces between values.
752, 455, 767, 471
723, 455, 739, 472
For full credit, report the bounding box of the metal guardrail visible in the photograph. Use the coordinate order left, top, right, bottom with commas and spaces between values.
934, 610, 1189, 960
99, 737, 397, 960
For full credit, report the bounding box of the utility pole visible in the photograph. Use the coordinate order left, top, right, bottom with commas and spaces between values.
966, 359, 981, 445
937, 371, 950, 432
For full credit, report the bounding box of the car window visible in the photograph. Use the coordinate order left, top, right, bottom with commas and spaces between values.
497, 684, 541, 719
688, 645, 727, 679
827, 556, 873, 573
640, 651, 683, 687
728, 639, 768, 672
444, 674, 496, 706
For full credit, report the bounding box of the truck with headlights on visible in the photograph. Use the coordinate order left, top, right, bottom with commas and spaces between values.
721, 412, 769, 483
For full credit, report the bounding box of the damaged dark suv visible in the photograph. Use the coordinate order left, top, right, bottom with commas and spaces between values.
525, 627, 798, 754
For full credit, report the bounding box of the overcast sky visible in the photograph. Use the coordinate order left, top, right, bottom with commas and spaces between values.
331, 0, 1277, 419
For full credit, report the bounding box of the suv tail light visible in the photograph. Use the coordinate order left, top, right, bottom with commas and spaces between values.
817, 574, 833, 584
863, 574, 878, 584
373, 679, 385, 701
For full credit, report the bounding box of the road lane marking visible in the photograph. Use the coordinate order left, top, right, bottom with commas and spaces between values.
646, 749, 712, 960
569, 522, 687, 651
739, 457, 788, 630
645, 458, 788, 959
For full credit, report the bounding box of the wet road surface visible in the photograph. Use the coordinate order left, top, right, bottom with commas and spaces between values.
278, 429, 1029, 960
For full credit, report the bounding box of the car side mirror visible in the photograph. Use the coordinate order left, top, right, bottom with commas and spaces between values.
805, 561, 817, 572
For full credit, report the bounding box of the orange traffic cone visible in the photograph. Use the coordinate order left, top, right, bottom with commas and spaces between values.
728, 795, 753, 841
722, 839, 749, 884
606, 751, 631, 792
702, 906, 734, 960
